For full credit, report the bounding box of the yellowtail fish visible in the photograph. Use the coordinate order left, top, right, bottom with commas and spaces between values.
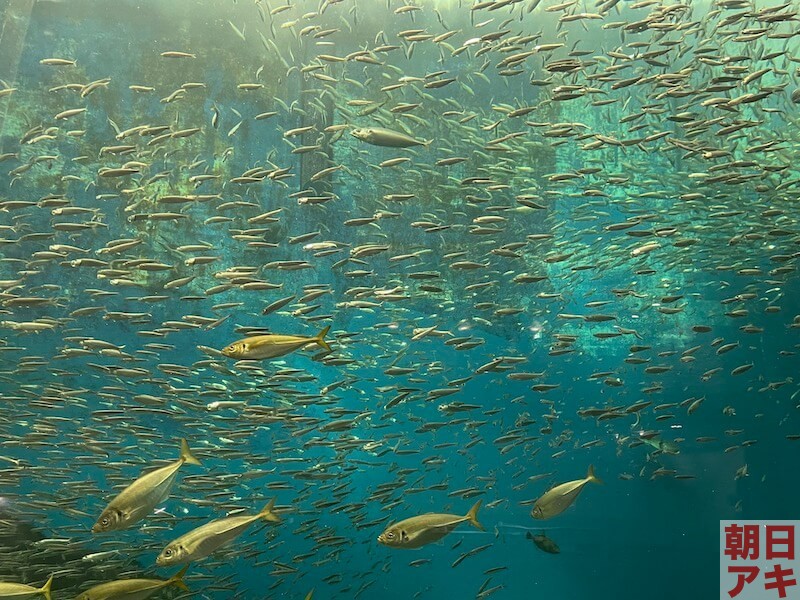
156, 499, 281, 566
0, 576, 53, 600
377, 500, 483, 549
221, 325, 331, 360
75, 567, 188, 600
531, 466, 601, 519
93, 440, 201, 533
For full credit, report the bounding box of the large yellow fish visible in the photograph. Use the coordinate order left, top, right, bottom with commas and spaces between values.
531, 465, 601, 520
221, 325, 331, 360
75, 567, 188, 600
156, 499, 281, 566
0, 576, 53, 600
93, 439, 201, 533
377, 500, 483, 549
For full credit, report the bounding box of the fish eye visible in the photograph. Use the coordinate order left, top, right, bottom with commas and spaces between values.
101, 517, 109, 526
164, 549, 173, 556
386, 531, 394, 539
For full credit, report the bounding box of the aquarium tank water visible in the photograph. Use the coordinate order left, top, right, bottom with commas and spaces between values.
0, 0, 798, 599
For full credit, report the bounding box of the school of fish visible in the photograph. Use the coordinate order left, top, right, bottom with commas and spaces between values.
0, 0, 798, 597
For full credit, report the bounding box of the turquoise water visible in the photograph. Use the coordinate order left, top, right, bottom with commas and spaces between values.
0, 0, 798, 598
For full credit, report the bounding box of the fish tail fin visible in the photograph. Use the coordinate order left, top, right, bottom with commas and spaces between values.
526, 531, 533, 540
587, 464, 603, 485
169, 566, 190, 592
466, 499, 484, 531
40, 575, 53, 600
423, 139, 433, 147
179, 439, 202, 466
315, 325, 332, 352
259, 497, 282, 523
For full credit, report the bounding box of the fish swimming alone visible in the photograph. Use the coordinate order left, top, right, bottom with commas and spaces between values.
156, 499, 281, 566
350, 127, 429, 148
74, 567, 188, 600
377, 500, 483, 549
0, 576, 53, 600
93, 439, 201, 533
527, 531, 560, 554
531, 466, 601, 520
642, 435, 680, 455
221, 325, 331, 360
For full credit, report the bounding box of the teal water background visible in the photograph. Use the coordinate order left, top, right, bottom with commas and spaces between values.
0, 0, 798, 598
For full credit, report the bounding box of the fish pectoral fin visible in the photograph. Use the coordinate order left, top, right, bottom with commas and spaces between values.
245, 337, 270, 349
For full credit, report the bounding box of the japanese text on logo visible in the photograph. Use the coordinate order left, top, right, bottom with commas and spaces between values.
721, 521, 799, 600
